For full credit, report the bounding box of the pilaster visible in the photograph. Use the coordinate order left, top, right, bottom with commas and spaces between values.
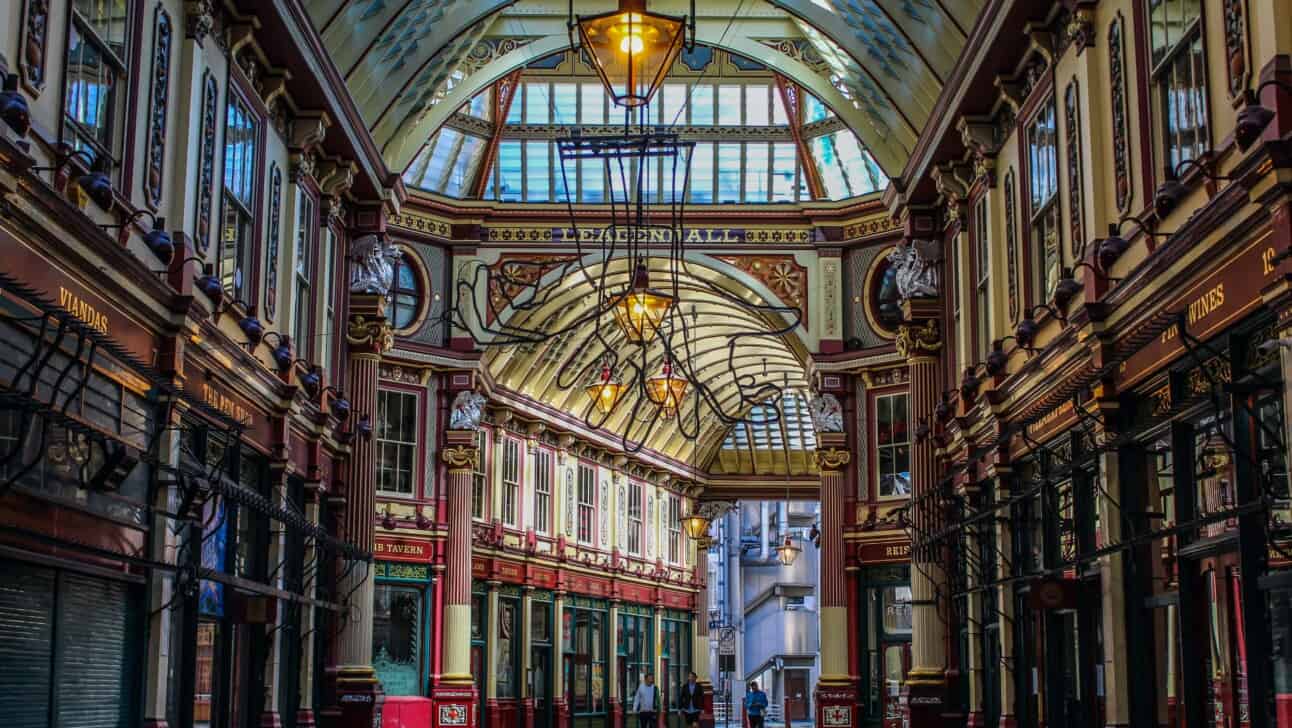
814, 433, 856, 728
432, 425, 481, 728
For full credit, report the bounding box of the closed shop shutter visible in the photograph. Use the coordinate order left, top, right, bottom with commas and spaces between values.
0, 561, 56, 728
56, 573, 141, 728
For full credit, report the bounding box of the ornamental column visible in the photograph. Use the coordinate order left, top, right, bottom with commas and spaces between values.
332, 288, 394, 728
692, 540, 714, 728
897, 297, 948, 727
813, 432, 854, 727
433, 394, 486, 728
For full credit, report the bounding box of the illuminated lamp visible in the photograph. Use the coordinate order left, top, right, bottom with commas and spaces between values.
681, 510, 711, 540
585, 360, 626, 414
612, 260, 675, 344
645, 361, 687, 419
575, 0, 687, 108
775, 534, 801, 566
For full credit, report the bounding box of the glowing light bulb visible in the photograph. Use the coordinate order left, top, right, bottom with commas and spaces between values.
620, 33, 644, 54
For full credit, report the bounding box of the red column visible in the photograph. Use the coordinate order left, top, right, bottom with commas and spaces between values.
431, 430, 480, 728
814, 433, 857, 728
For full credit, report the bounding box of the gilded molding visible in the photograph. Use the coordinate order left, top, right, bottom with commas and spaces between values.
442, 445, 479, 471
815, 448, 852, 473
895, 319, 942, 359
347, 315, 394, 354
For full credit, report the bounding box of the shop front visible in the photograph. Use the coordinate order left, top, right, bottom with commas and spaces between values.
661, 611, 692, 728
855, 563, 912, 728
564, 596, 610, 728
373, 535, 436, 728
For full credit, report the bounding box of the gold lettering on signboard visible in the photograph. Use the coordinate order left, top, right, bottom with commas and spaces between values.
201, 383, 252, 425
59, 287, 109, 335
1161, 283, 1225, 344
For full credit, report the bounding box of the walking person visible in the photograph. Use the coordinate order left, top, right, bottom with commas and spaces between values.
744, 682, 768, 728
633, 673, 661, 728
678, 672, 705, 728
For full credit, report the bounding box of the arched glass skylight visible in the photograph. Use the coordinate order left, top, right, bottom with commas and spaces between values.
402, 48, 887, 204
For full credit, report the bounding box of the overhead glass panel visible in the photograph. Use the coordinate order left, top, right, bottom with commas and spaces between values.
552, 83, 578, 125
690, 84, 714, 125
581, 158, 605, 203
580, 84, 605, 125
525, 140, 550, 201
718, 86, 742, 125
745, 85, 770, 126
525, 83, 550, 124
771, 143, 797, 202
498, 140, 523, 202
745, 143, 770, 202
689, 143, 714, 203
717, 143, 742, 202
811, 134, 848, 199
661, 84, 687, 126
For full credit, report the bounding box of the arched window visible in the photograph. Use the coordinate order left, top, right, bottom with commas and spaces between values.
390, 256, 422, 330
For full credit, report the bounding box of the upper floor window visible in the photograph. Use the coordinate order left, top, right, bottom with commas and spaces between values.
577, 464, 596, 545
501, 437, 521, 527
627, 482, 643, 556
293, 192, 316, 350
471, 429, 488, 520
221, 92, 259, 300
1027, 98, 1060, 304
63, 0, 132, 169
1148, 0, 1209, 169
534, 448, 552, 534
667, 496, 681, 564
876, 392, 910, 498
376, 390, 417, 495
973, 197, 990, 361
320, 226, 337, 368
390, 255, 421, 331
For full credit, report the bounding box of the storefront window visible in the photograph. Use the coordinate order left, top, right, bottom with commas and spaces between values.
497, 596, 521, 698
564, 601, 608, 722
875, 393, 910, 497
858, 566, 911, 724
619, 611, 654, 708
373, 584, 423, 696
661, 615, 691, 725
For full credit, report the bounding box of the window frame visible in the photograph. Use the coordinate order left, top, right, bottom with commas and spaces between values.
667, 494, 682, 564
218, 81, 265, 304
1146, 0, 1211, 173
972, 195, 991, 362
60, 0, 135, 175
627, 481, 643, 556
471, 428, 490, 521
389, 250, 425, 334
577, 462, 596, 546
873, 390, 911, 501
533, 447, 553, 535
375, 387, 421, 497
292, 186, 318, 351
500, 436, 522, 528
1025, 95, 1061, 307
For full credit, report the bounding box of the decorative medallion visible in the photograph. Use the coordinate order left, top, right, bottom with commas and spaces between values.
264, 163, 282, 320
1109, 15, 1132, 214
438, 705, 468, 726
195, 71, 219, 253
1224, 0, 1250, 98
143, 4, 173, 209
1064, 79, 1085, 258
822, 706, 852, 728
895, 319, 942, 359
1004, 169, 1019, 323
18, 0, 50, 94
714, 255, 808, 320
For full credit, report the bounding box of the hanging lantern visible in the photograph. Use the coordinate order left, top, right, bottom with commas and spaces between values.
645, 361, 687, 418
585, 360, 626, 414
575, 0, 686, 108
775, 534, 801, 566
681, 509, 711, 540
612, 260, 675, 344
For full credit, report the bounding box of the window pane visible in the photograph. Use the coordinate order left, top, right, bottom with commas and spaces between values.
506, 86, 524, 124
835, 131, 882, 196
580, 84, 605, 125
811, 135, 848, 199
74, 0, 130, 51
717, 86, 742, 125
690, 85, 714, 125
65, 24, 119, 153
662, 84, 687, 126
525, 83, 550, 124
525, 140, 550, 201
744, 143, 770, 202
581, 158, 605, 203
443, 133, 485, 197
465, 88, 492, 120
552, 83, 578, 125
716, 143, 742, 203
745, 85, 770, 126
804, 94, 830, 123
498, 141, 523, 202
771, 143, 797, 202
771, 89, 790, 126
689, 143, 713, 203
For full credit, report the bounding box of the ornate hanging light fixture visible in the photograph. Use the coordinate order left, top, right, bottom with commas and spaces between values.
585, 358, 627, 414
611, 259, 675, 344
574, 0, 691, 108
645, 360, 687, 419
775, 533, 801, 566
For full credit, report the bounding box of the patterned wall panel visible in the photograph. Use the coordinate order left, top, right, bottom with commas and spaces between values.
842, 244, 892, 349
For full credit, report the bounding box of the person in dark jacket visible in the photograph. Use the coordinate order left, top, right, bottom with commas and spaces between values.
677, 672, 705, 728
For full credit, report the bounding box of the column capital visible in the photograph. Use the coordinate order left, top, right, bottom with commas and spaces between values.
442, 442, 480, 472
346, 294, 393, 355
895, 316, 943, 361
814, 446, 852, 473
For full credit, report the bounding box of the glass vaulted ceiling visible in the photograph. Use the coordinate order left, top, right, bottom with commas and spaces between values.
403, 48, 886, 203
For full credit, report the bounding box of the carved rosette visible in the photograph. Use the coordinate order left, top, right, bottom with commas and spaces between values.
815, 448, 852, 473
442, 445, 479, 472
895, 319, 943, 360
144, 5, 173, 209
347, 315, 394, 354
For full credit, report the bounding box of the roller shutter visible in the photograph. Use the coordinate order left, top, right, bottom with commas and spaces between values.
0, 562, 56, 728
56, 572, 141, 728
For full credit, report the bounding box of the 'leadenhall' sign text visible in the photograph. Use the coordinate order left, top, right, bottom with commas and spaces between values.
551, 227, 746, 244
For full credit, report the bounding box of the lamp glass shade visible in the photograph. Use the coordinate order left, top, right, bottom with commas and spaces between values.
585, 379, 626, 414
576, 0, 685, 108
775, 536, 801, 566
612, 288, 674, 344
645, 368, 687, 418
681, 513, 711, 540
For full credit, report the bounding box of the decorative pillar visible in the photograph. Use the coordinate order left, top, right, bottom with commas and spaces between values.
299, 484, 322, 728
896, 296, 947, 727
991, 473, 1016, 728
330, 290, 394, 728
813, 434, 855, 728
609, 600, 623, 728
521, 587, 536, 728
143, 396, 184, 728
553, 591, 570, 728
433, 404, 484, 728
693, 541, 714, 728
485, 581, 501, 728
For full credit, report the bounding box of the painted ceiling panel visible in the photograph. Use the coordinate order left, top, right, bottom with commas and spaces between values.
870, 0, 964, 80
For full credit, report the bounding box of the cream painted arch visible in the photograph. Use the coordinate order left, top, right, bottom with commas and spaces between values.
377, 25, 911, 175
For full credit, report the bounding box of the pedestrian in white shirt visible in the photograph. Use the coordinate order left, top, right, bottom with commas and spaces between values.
632, 673, 661, 728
